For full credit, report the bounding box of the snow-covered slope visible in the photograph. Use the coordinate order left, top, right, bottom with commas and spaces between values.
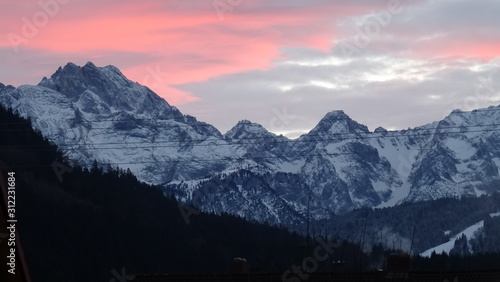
420, 212, 500, 257
420, 221, 485, 257
0, 62, 224, 184
1, 62, 500, 227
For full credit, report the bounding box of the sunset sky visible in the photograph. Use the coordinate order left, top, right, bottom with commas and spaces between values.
1, 0, 500, 137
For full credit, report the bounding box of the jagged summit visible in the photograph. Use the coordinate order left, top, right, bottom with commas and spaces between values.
0, 61, 222, 150
225, 119, 277, 139
2, 62, 500, 226
374, 126, 388, 134
439, 104, 500, 129
39, 62, 135, 99
307, 110, 369, 135
34, 62, 189, 120
324, 109, 348, 118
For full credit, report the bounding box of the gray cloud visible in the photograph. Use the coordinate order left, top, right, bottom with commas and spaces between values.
176, 52, 500, 137
174, 0, 500, 138
2, 0, 499, 139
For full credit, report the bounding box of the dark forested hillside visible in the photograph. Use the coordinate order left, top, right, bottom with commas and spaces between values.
320, 193, 500, 256
0, 105, 312, 281
469, 215, 500, 253
1, 104, 500, 282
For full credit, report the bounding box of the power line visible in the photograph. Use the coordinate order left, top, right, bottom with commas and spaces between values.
0, 128, 497, 169
0, 150, 432, 169
0, 123, 499, 152
1, 106, 500, 129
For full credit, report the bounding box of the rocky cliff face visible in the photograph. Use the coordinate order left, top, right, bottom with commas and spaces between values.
2, 62, 500, 226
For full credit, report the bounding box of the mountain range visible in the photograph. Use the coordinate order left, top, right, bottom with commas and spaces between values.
1, 62, 500, 227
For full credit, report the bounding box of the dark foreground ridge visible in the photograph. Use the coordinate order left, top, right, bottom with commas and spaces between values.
133, 270, 500, 282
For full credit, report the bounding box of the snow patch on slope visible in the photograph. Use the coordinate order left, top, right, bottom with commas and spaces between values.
420, 221, 484, 257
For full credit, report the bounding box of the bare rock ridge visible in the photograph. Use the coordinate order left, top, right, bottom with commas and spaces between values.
1, 62, 500, 227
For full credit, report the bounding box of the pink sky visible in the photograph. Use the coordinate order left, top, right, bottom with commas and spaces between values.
1, 0, 500, 136
1, 0, 370, 103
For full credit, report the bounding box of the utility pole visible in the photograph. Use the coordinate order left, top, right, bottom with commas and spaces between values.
409, 223, 417, 256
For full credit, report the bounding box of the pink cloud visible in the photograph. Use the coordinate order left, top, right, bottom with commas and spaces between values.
414, 40, 500, 62
0, 0, 383, 104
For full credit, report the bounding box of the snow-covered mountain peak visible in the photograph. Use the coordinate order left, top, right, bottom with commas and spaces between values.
38, 61, 130, 98
438, 104, 500, 129
225, 119, 278, 139
36, 62, 185, 119
307, 110, 369, 135
324, 109, 348, 118
374, 126, 388, 134
2, 62, 500, 227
